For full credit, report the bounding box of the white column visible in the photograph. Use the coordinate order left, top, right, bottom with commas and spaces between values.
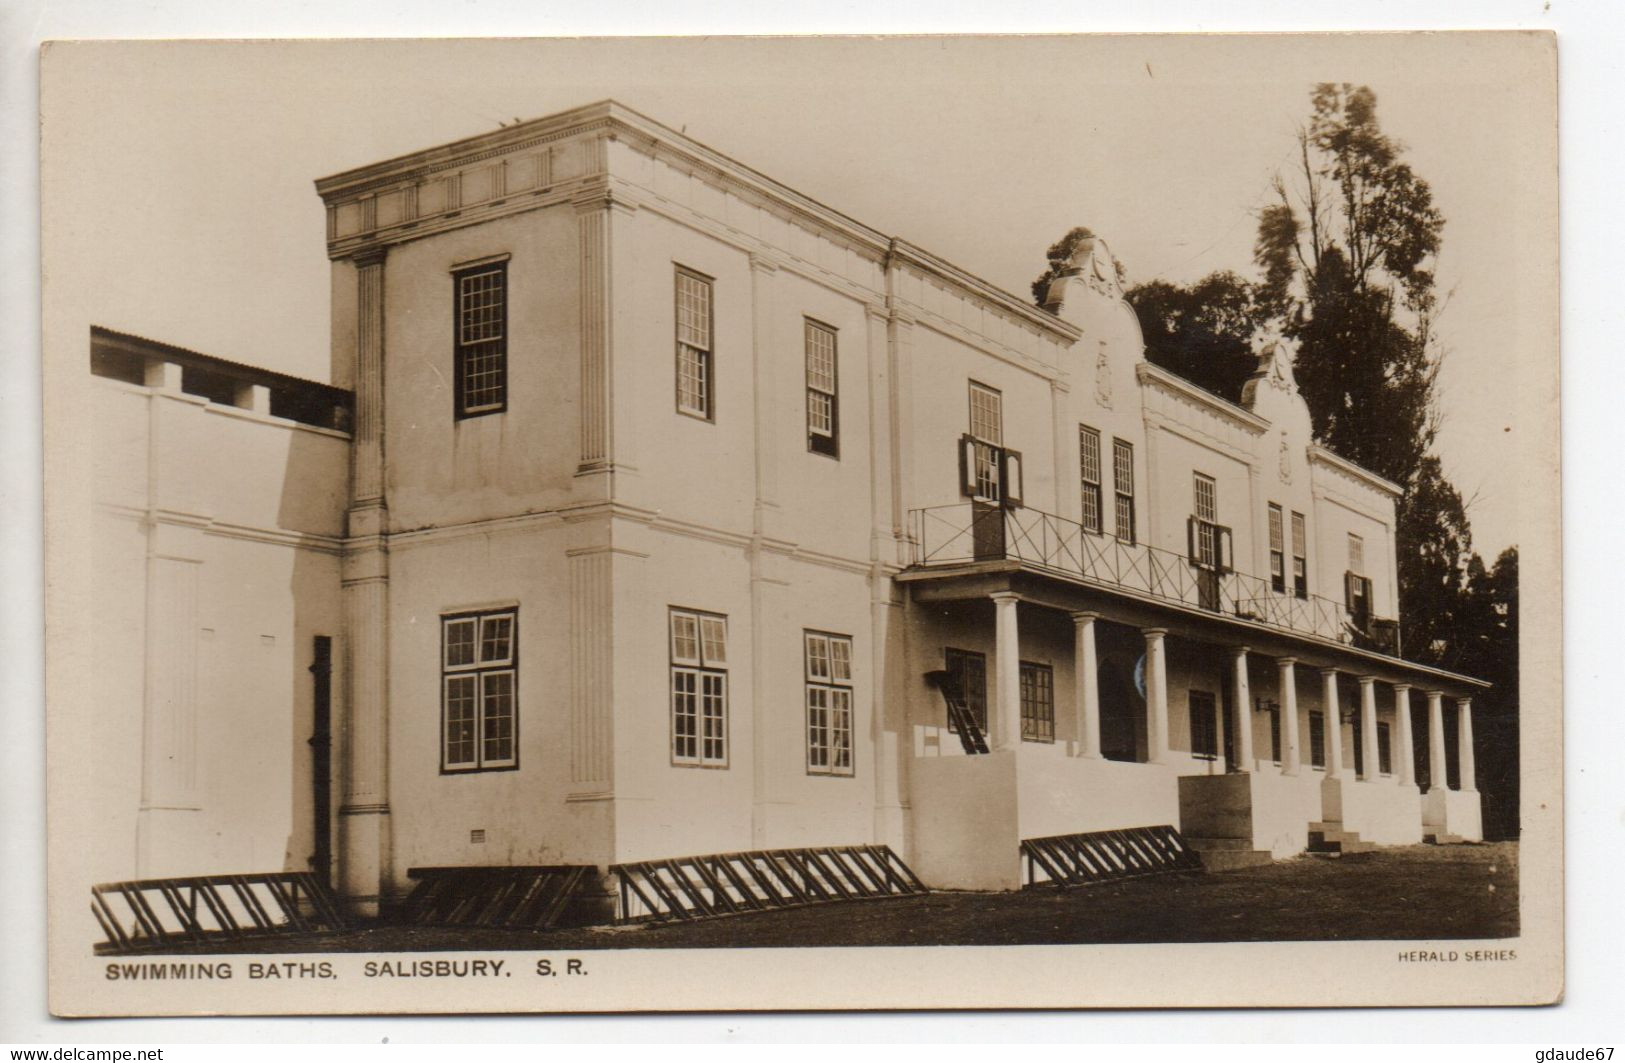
1320, 668, 1343, 779
1457, 697, 1477, 792
1144, 628, 1169, 763
1394, 684, 1416, 787
1359, 676, 1380, 781
991, 592, 1022, 752
1071, 612, 1101, 759
1426, 690, 1448, 792
1279, 658, 1300, 776
1231, 646, 1253, 772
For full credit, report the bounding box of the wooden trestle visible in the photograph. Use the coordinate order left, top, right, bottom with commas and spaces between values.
1020, 825, 1204, 887
91, 872, 348, 955
609, 845, 928, 923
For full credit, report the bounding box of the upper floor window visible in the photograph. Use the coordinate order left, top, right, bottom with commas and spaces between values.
1112, 439, 1136, 544
805, 320, 839, 457
1345, 532, 1372, 622
441, 608, 517, 772
1079, 425, 1103, 534
675, 268, 714, 420
1192, 473, 1219, 567
805, 631, 854, 775
959, 382, 1022, 506
1019, 661, 1055, 743
1268, 504, 1287, 593
1291, 511, 1309, 600
454, 261, 508, 418
670, 607, 728, 766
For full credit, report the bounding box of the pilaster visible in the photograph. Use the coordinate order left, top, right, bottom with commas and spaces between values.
575, 186, 637, 482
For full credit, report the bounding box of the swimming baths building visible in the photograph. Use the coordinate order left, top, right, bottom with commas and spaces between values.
86, 100, 1489, 914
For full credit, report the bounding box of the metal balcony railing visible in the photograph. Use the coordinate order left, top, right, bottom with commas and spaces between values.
910, 502, 1398, 653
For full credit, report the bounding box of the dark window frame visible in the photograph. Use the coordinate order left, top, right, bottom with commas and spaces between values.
1291, 511, 1309, 600
452, 260, 510, 420
1188, 690, 1219, 761
804, 629, 855, 776
943, 647, 988, 736
1019, 660, 1055, 744
805, 319, 840, 458
1377, 721, 1393, 775
1112, 439, 1136, 544
1268, 503, 1287, 593
1079, 425, 1103, 534
440, 608, 519, 774
669, 606, 729, 768
1308, 710, 1327, 769
674, 266, 716, 422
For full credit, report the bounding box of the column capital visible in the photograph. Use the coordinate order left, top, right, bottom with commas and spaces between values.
1231, 645, 1250, 656
350, 247, 387, 269
1142, 627, 1168, 638
1393, 682, 1413, 694
749, 253, 780, 275
1277, 656, 1298, 668
1319, 666, 1339, 678
1069, 610, 1100, 623
863, 301, 890, 324
989, 591, 1021, 605
1457, 695, 1473, 710
1426, 689, 1445, 701
1357, 674, 1377, 687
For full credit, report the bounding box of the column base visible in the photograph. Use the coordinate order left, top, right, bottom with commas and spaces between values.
338, 805, 392, 917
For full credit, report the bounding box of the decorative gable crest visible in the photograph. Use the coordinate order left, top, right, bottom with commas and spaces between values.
1241, 327, 1301, 406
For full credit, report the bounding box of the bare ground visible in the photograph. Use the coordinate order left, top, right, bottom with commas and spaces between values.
163, 841, 1517, 954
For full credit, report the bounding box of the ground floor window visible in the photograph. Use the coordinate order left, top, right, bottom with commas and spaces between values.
1267, 702, 1282, 763
441, 609, 517, 772
805, 631, 854, 775
1308, 710, 1327, 769
944, 648, 988, 735
1189, 690, 1218, 760
1019, 661, 1054, 743
670, 607, 728, 766
1377, 721, 1393, 775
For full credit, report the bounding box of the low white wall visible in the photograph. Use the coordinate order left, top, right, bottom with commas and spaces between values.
908, 751, 1021, 891
1425, 788, 1484, 841
1178, 771, 1320, 858
1336, 777, 1424, 845
1015, 748, 1182, 840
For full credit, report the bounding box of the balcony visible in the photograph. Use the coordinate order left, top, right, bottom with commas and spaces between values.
909, 502, 1399, 655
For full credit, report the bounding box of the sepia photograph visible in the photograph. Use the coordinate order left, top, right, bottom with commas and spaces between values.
36, 31, 1561, 1016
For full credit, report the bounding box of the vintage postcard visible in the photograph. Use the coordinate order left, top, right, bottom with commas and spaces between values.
40, 33, 1561, 1015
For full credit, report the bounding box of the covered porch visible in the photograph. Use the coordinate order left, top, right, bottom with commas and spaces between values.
897, 557, 1487, 889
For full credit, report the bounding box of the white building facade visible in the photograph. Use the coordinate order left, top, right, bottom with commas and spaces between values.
91, 100, 1487, 911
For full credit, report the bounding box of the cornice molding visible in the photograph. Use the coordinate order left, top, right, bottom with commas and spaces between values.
1136, 362, 1271, 435
1307, 444, 1403, 499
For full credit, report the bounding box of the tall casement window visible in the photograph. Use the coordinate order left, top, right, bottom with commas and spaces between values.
1267, 703, 1282, 763
805, 320, 839, 457
1112, 439, 1136, 544
1377, 721, 1394, 775
1308, 710, 1327, 769
670, 608, 728, 767
1019, 661, 1055, 743
1079, 425, 1103, 534
805, 631, 854, 775
441, 609, 517, 772
453, 260, 508, 418
1291, 511, 1309, 600
960, 381, 1016, 503
1268, 504, 1287, 593
1188, 690, 1219, 761
1345, 533, 1372, 623
943, 648, 988, 735
675, 268, 714, 420
1192, 473, 1219, 566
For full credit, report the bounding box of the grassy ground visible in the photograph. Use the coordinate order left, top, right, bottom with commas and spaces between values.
169, 841, 1517, 953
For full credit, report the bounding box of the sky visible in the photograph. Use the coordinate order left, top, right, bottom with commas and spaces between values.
40, 34, 1552, 558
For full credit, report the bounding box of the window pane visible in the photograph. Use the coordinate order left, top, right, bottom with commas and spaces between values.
482, 671, 515, 763
670, 612, 699, 663
808, 686, 829, 768
832, 689, 853, 770
459, 269, 505, 344
677, 344, 709, 415
1113, 440, 1134, 495
701, 672, 727, 762
1291, 512, 1307, 556
806, 634, 830, 680
672, 668, 698, 761
444, 618, 477, 669
1020, 662, 1054, 743
699, 616, 727, 665
1194, 474, 1217, 523
830, 637, 852, 681
444, 675, 478, 767
480, 614, 513, 664
1348, 533, 1365, 574
676, 272, 711, 349
807, 390, 834, 434
805, 323, 836, 391
968, 383, 1002, 444
1269, 505, 1284, 552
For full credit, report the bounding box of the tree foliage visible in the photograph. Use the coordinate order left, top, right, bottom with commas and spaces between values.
1124, 272, 1261, 404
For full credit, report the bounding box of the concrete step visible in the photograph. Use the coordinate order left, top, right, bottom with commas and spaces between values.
1308, 826, 1372, 854
1424, 831, 1467, 845
1194, 848, 1274, 872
